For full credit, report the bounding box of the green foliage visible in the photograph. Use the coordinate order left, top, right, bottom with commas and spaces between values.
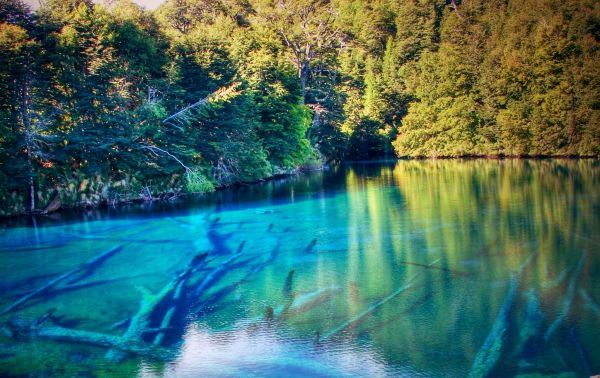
394, 0, 600, 157
186, 170, 214, 193
347, 117, 388, 159
0, 0, 598, 216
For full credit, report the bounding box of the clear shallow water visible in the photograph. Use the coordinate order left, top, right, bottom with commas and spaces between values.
0, 160, 599, 377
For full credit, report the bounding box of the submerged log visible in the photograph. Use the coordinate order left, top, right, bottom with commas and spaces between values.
248, 240, 281, 276
321, 258, 442, 341
153, 253, 209, 346
106, 253, 207, 361
195, 241, 282, 314
469, 277, 519, 378
110, 318, 131, 331
193, 250, 243, 299
207, 229, 235, 255
191, 253, 245, 314
219, 286, 342, 333
513, 289, 545, 369
74, 236, 192, 245
542, 266, 572, 289
468, 253, 536, 378
544, 252, 585, 341
578, 289, 600, 316
152, 279, 187, 347
0, 243, 68, 254
2, 245, 125, 314
249, 287, 343, 328
396, 260, 470, 276
357, 291, 436, 338
5, 318, 172, 360
567, 327, 590, 376
283, 270, 295, 298
19, 274, 150, 299
277, 287, 342, 320
304, 239, 318, 253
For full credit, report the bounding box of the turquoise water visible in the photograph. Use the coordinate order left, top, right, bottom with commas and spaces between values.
0, 160, 599, 377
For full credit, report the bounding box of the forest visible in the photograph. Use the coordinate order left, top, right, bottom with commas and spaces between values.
0, 0, 599, 216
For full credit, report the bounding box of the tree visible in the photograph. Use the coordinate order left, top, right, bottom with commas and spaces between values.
0, 1, 59, 211
255, 0, 340, 103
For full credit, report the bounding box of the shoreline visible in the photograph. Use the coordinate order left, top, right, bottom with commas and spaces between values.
1, 156, 598, 220
0, 166, 325, 221
343, 155, 599, 164
394, 155, 600, 160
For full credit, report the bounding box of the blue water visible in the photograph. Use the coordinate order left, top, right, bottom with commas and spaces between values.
0, 160, 599, 377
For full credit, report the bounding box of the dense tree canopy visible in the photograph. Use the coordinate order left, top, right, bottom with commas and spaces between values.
0, 0, 598, 215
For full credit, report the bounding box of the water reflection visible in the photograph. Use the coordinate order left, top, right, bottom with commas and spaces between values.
0, 160, 599, 377
140, 325, 398, 377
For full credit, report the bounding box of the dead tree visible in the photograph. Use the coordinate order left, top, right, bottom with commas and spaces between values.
161, 82, 241, 128
4, 316, 173, 360
105, 253, 208, 361
269, 1, 340, 103
2, 245, 125, 314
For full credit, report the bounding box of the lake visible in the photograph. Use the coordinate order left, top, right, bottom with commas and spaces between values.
0, 160, 599, 377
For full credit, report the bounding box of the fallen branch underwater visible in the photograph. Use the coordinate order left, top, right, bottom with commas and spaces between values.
153, 253, 210, 346
5, 318, 173, 361
247, 240, 281, 277
2, 245, 125, 315
396, 260, 470, 276
511, 288, 545, 368
211, 268, 342, 332
2, 218, 270, 362
276, 287, 342, 320
579, 289, 600, 316
568, 326, 591, 376
231, 286, 343, 331
282, 270, 295, 298
356, 291, 437, 338
544, 252, 586, 342
542, 266, 572, 289
468, 252, 536, 378
320, 258, 442, 342
195, 241, 282, 315
106, 252, 208, 361
76, 235, 191, 245
3, 253, 211, 362
193, 247, 244, 299
21, 274, 151, 298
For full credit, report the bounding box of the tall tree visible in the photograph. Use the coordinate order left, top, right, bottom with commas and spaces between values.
255, 0, 339, 103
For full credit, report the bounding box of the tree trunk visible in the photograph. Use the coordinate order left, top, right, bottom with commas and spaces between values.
10, 78, 19, 134
28, 171, 35, 213
2, 245, 125, 314
20, 74, 35, 213
299, 60, 309, 104
5, 320, 173, 360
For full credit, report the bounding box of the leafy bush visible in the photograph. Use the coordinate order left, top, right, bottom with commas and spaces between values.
186, 170, 215, 193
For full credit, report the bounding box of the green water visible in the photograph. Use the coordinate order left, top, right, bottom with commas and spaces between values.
0, 160, 599, 377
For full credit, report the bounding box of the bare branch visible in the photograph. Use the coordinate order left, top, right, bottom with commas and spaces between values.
161, 82, 242, 127
140, 144, 192, 176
